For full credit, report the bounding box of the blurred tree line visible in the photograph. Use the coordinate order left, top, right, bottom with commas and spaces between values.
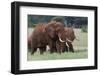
28, 15, 88, 29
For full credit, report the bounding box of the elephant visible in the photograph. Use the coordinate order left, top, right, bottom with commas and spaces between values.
31, 23, 48, 55
56, 27, 75, 54
45, 21, 65, 53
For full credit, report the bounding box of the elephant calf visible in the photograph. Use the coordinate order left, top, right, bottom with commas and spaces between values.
56, 27, 75, 54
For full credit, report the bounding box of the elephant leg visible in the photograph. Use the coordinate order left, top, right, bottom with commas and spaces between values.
58, 48, 62, 54
31, 48, 37, 55
49, 41, 57, 54
43, 46, 46, 51
52, 42, 57, 53
61, 43, 66, 53
56, 41, 61, 54
61, 46, 66, 53
49, 46, 54, 54
69, 43, 74, 52
39, 46, 46, 55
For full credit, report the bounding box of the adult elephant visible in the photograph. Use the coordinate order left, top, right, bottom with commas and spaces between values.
56, 27, 76, 54
31, 23, 48, 55
29, 21, 65, 54
45, 21, 65, 53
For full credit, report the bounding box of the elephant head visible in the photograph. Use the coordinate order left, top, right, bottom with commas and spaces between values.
45, 21, 65, 53
58, 27, 75, 51
45, 21, 64, 40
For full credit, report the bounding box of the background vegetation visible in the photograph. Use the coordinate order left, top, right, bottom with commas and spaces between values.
28, 15, 88, 30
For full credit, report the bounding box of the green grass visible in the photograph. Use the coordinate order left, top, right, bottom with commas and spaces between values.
27, 50, 88, 61
73, 29, 87, 47
27, 28, 88, 61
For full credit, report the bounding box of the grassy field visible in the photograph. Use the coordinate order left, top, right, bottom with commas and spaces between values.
27, 28, 88, 61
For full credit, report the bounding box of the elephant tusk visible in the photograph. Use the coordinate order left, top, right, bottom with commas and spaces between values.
59, 37, 65, 43
66, 38, 73, 43
66, 42, 69, 48
66, 42, 69, 51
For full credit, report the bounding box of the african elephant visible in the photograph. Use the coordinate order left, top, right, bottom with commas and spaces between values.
31, 23, 48, 55
45, 21, 65, 53
56, 27, 75, 54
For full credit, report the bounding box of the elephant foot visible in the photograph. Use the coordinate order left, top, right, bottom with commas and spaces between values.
31, 48, 37, 55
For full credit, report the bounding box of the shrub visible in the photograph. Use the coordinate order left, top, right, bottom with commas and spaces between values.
51, 17, 64, 23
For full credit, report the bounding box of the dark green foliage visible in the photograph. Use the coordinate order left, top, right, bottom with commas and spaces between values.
28, 15, 88, 28
51, 17, 64, 23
